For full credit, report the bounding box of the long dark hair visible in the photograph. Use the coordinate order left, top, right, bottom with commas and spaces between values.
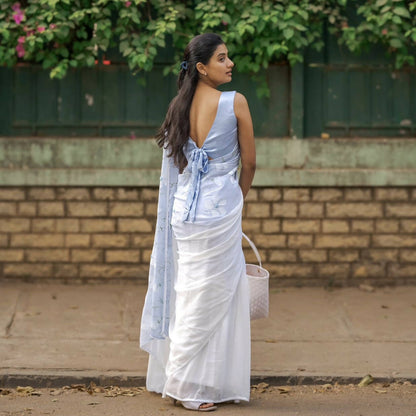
156, 33, 224, 171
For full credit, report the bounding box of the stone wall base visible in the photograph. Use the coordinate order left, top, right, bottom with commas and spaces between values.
1, 186, 416, 286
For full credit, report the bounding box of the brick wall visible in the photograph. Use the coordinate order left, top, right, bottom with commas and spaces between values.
1, 186, 416, 286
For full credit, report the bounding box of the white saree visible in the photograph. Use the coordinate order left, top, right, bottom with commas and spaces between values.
140, 91, 250, 403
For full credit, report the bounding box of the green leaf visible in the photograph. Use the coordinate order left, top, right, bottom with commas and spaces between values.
283, 28, 294, 40
86, 55, 95, 66
389, 38, 403, 48
298, 10, 308, 20
76, 28, 88, 39
42, 58, 55, 69
119, 40, 129, 52
57, 26, 70, 38
376, 0, 388, 6
45, 31, 54, 41
122, 47, 133, 56
60, 48, 69, 58
393, 7, 411, 18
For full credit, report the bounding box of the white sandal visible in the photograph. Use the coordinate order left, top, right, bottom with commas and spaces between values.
174, 399, 217, 412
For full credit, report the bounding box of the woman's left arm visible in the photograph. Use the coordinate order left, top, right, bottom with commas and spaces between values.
235, 92, 256, 199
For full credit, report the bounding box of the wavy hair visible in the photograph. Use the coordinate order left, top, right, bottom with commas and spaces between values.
156, 33, 224, 171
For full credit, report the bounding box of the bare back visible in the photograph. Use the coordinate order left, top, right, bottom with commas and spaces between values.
189, 88, 222, 149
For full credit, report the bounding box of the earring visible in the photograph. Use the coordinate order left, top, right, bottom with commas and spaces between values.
204, 73, 207, 76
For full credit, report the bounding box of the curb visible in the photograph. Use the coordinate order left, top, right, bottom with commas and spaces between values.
1, 372, 415, 388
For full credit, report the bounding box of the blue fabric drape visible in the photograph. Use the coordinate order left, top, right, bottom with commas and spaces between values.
140, 146, 178, 354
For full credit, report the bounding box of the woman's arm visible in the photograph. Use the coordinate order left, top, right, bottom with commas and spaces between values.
234, 92, 256, 199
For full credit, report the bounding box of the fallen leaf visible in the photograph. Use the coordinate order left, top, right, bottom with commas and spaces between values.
87, 402, 100, 406
278, 387, 291, 394
265, 339, 277, 343
87, 381, 97, 395
252, 382, 269, 393
70, 384, 86, 391
16, 386, 42, 396
358, 374, 374, 387
322, 384, 332, 390
297, 368, 306, 372
381, 305, 389, 309
0, 388, 11, 395
103, 386, 144, 397
374, 389, 387, 394
359, 284, 375, 292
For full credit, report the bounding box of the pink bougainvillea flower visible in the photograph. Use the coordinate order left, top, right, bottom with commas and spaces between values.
222, 20, 228, 26
16, 40, 25, 58
49, 23, 57, 30
37, 26, 45, 33
12, 2, 25, 25
125, 1, 132, 7
18, 36, 25, 43
13, 10, 24, 24
12, 3, 24, 25
382, 28, 388, 35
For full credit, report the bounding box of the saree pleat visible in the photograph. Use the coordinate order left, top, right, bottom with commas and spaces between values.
165, 193, 250, 402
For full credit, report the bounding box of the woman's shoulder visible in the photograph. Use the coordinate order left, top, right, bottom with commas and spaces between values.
221, 90, 247, 107
232, 91, 249, 118
233, 91, 247, 104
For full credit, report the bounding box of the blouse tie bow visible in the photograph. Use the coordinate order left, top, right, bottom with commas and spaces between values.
182, 147, 209, 222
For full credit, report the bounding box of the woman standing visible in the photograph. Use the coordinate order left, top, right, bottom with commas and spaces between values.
140, 33, 256, 412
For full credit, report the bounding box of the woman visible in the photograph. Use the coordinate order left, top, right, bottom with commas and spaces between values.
140, 33, 256, 412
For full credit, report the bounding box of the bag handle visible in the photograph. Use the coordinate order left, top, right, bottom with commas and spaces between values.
242, 233, 263, 268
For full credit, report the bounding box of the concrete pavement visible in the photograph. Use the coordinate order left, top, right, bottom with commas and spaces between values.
1, 282, 415, 387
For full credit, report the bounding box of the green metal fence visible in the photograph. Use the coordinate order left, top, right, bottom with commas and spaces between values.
0, 63, 290, 138
304, 35, 416, 138
1, 32, 415, 138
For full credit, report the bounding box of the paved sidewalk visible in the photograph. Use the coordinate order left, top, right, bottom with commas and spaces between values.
1, 282, 415, 387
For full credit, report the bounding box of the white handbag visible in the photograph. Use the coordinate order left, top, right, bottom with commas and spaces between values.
243, 233, 270, 320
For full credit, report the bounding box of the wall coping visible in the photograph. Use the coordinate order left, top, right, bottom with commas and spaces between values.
1, 137, 416, 187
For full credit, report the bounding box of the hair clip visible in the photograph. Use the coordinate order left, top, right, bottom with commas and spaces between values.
180, 60, 188, 71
